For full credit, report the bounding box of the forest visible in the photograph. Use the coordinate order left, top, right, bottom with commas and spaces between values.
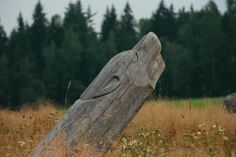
0, 0, 235, 109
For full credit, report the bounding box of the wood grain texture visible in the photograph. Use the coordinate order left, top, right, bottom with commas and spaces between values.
30, 32, 165, 157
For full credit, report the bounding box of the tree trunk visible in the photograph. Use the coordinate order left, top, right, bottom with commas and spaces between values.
30, 32, 165, 157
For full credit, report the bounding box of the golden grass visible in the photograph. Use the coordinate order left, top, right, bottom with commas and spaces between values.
110, 100, 236, 157
131, 100, 236, 135
0, 99, 235, 157
0, 102, 62, 157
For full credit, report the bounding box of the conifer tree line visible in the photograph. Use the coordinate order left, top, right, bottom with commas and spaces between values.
0, 0, 235, 108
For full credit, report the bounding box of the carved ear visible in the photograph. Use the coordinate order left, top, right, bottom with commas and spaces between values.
93, 76, 120, 99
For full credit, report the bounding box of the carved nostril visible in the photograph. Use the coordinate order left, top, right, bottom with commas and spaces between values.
134, 52, 139, 62
130, 51, 139, 63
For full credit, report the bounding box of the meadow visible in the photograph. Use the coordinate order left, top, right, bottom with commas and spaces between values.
0, 98, 235, 157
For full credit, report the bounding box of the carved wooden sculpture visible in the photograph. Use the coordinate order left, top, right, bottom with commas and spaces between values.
30, 32, 165, 157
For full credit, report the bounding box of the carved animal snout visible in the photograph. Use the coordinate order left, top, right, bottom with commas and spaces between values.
129, 32, 165, 88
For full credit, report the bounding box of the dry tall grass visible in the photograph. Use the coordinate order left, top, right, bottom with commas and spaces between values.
110, 100, 236, 157
131, 100, 236, 135
0, 99, 235, 157
0, 102, 61, 157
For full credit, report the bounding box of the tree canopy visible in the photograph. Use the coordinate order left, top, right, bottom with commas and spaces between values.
0, 0, 235, 109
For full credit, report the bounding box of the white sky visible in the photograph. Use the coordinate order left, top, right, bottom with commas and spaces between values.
0, 0, 227, 36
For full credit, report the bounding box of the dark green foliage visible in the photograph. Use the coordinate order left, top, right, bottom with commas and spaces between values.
100, 5, 119, 67
117, 2, 137, 51
0, 0, 236, 108
173, 1, 224, 97
101, 5, 118, 42
30, 1, 48, 72
150, 0, 177, 40
0, 55, 9, 107
64, 0, 88, 47
49, 15, 64, 47
0, 24, 7, 54
221, 0, 236, 95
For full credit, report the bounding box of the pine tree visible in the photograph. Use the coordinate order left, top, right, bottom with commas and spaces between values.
176, 1, 224, 96
49, 15, 64, 47
138, 18, 151, 37
221, 0, 236, 94
30, 1, 48, 74
6, 13, 38, 107
117, 2, 137, 51
80, 6, 100, 86
0, 24, 7, 55
150, 0, 176, 40
177, 7, 190, 29
101, 5, 118, 42
64, 0, 88, 47
0, 55, 9, 107
42, 41, 57, 99
55, 29, 83, 104
100, 5, 119, 65
0, 24, 8, 106
226, 0, 236, 13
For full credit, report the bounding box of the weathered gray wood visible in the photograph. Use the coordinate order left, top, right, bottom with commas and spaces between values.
224, 93, 236, 113
30, 32, 165, 157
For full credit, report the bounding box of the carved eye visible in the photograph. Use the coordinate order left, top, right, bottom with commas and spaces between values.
93, 76, 120, 99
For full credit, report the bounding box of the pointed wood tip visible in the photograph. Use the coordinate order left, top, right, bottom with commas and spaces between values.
132, 32, 161, 52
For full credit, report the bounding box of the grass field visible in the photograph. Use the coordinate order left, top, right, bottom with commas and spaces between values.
0, 98, 235, 157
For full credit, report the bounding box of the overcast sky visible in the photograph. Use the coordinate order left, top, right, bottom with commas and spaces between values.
0, 0, 227, 36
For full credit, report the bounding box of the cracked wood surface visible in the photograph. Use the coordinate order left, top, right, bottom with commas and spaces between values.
30, 32, 165, 157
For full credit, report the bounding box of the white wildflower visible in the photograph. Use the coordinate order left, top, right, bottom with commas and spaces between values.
18, 141, 25, 147
122, 144, 126, 150
128, 140, 137, 147
212, 124, 217, 129
218, 126, 225, 132
197, 131, 201, 135
198, 122, 206, 129
223, 136, 228, 141
122, 138, 127, 143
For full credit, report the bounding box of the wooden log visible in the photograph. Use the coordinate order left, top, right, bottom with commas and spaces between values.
30, 32, 165, 157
